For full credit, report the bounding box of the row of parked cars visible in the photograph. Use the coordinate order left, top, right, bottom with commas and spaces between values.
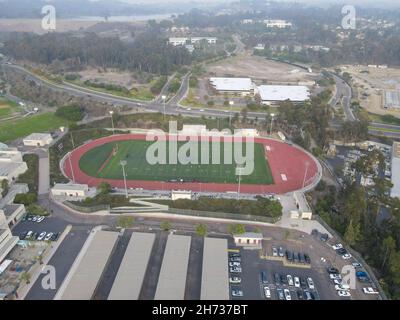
327, 267, 352, 297
260, 270, 317, 300
272, 246, 311, 264
22, 215, 46, 223
20, 230, 59, 242
332, 243, 352, 260
228, 252, 244, 297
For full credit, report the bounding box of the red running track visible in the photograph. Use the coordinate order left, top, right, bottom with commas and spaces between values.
62, 134, 319, 195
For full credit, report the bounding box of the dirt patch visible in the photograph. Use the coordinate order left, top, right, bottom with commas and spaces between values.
77, 68, 144, 90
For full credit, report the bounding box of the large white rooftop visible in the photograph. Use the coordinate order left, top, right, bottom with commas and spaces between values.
23, 133, 52, 141
210, 77, 253, 92
258, 85, 310, 102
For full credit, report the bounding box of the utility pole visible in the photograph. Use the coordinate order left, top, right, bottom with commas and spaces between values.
162, 95, 167, 121
68, 152, 75, 183
70, 132, 75, 149
109, 110, 115, 135
302, 161, 310, 189
270, 113, 275, 136
120, 160, 128, 198
229, 100, 234, 127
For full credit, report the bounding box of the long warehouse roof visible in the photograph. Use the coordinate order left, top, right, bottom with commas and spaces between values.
210, 77, 253, 92
154, 234, 191, 300
258, 85, 310, 102
201, 237, 229, 300
58, 230, 119, 300
108, 232, 155, 300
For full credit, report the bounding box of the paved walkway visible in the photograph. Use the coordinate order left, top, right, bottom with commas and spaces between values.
38, 155, 50, 195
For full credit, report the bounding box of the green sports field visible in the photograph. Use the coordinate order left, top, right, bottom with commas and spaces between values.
79, 140, 274, 185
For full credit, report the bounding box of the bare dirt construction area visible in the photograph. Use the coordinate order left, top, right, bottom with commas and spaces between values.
77, 68, 142, 90
206, 54, 316, 84
0, 19, 99, 34
343, 65, 400, 117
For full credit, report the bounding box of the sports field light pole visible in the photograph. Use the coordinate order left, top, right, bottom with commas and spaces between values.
229, 100, 234, 126
270, 113, 275, 136
109, 110, 115, 135
162, 95, 167, 121
302, 161, 310, 189
120, 160, 128, 198
68, 151, 75, 183
237, 167, 242, 200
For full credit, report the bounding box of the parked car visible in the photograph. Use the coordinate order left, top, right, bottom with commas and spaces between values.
332, 243, 343, 250
51, 233, 59, 241
230, 267, 242, 273
280, 274, 287, 285
32, 232, 39, 240
277, 288, 285, 300
231, 289, 243, 297
26, 231, 33, 239
307, 277, 315, 290
45, 232, 54, 241
304, 253, 311, 264
299, 253, 305, 263
300, 277, 307, 289
311, 229, 319, 236
286, 250, 293, 261
304, 290, 314, 300
274, 273, 281, 285
335, 284, 350, 291
342, 253, 352, 259
293, 253, 299, 263
333, 279, 343, 285
330, 273, 342, 280
356, 271, 371, 283
230, 256, 241, 262
363, 287, 379, 295
278, 247, 284, 257
36, 216, 45, 223
338, 290, 351, 297
352, 262, 362, 269
263, 286, 271, 299
272, 247, 278, 257
296, 290, 304, 300
320, 233, 329, 242
261, 271, 268, 284
229, 262, 241, 267
294, 276, 300, 288
37, 232, 46, 241
337, 248, 347, 255
19, 231, 27, 240
287, 275, 294, 286
229, 277, 241, 284
32, 216, 38, 222
284, 289, 291, 300
327, 267, 340, 274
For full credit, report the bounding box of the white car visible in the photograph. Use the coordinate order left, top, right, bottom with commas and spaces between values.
199, 109, 204, 112
32, 216, 38, 222
338, 290, 351, 297
264, 286, 271, 298
307, 277, 315, 290
332, 243, 343, 250
363, 287, 379, 295
229, 262, 241, 267
342, 253, 352, 260
230, 267, 242, 273
231, 289, 243, 297
284, 289, 291, 300
45, 232, 53, 241
294, 276, 300, 288
229, 277, 241, 284
37, 232, 46, 241
333, 279, 343, 285
335, 284, 350, 291
26, 231, 33, 239
272, 247, 278, 257
330, 273, 342, 280
352, 262, 362, 268
36, 216, 45, 223
287, 275, 294, 286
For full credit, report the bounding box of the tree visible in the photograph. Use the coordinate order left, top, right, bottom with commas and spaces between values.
117, 216, 135, 229
97, 182, 112, 195
20, 272, 31, 284
343, 219, 361, 246
195, 224, 208, 237
1, 179, 9, 197
228, 224, 246, 235
55, 105, 84, 121
160, 221, 172, 231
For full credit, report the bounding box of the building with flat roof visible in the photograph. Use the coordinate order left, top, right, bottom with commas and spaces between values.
0, 162, 28, 183
108, 232, 155, 300
257, 85, 310, 104
233, 232, 263, 248
56, 230, 119, 300
384, 91, 400, 109
169, 37, 188, 46
191, 37, 217, 44
171, 190, 192, 201
23, 133, 53, 147
0, 204, 25, 228
51, 183, 89, 199
154, 234, 191, 300
263, 19, 292, 28
0, 148, 23, 163
209, 77, 254, 96
391, 142, 400, 199
201, 237, 229, 300
0, 210, 19, 263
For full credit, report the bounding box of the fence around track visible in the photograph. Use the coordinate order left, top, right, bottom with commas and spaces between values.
167, 208, 281, 224
314, 215, 388, 300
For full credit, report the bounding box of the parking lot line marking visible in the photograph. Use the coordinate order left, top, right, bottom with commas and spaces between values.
228, 249, 240, 253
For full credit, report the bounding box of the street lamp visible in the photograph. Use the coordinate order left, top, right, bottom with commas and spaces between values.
109, 110, 115, 135
162, 95, 167, 121
270, 113, 275, 136
229, 100, 234, 126
120, 160, 128, 198
302, 161, 310, 189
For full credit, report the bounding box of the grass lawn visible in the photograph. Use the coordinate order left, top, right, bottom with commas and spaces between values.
0, 98, 20, 119
0, 112, 69, 143
79, 140, 274, 185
